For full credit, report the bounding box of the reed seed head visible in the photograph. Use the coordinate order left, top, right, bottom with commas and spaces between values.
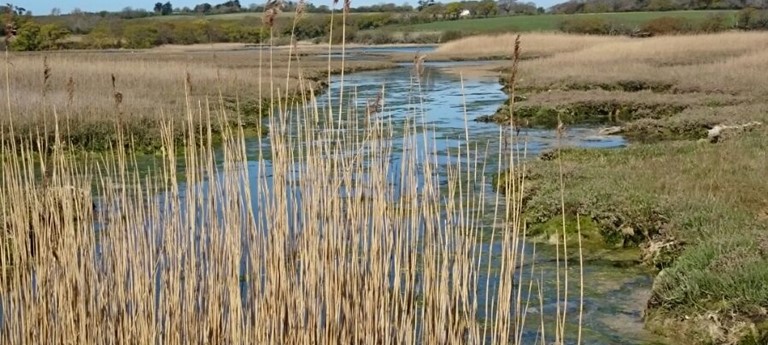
42, 56, 51, 98
66, 76, 75, 104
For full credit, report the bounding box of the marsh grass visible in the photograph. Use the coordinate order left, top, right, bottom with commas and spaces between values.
472, 31, 768, 344
0, 46, 393, 153
520, 130, 768, 343
0, 10, 585, 345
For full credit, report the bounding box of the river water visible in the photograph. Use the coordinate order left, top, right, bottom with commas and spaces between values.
228, 56, 665, 343
310, 61, 664, 344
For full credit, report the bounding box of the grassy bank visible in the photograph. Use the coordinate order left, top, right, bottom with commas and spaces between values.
0, 47, 393, 153
487, 32, 768, 343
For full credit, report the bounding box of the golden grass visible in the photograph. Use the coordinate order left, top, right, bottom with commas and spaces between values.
435, 33, 627, 59
0, 48, 393, 151
433, 32, 768, 99
516, 32, 768, 96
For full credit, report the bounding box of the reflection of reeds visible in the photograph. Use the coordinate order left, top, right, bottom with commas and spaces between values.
365, 90, 382, 116
413, 51, 427, 78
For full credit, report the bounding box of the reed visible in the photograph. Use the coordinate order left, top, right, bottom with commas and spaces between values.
0, 13, 582, 345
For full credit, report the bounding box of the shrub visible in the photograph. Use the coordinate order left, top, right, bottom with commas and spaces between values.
353, 31, 399, 44
439, 30, 465, 43
698, 13, 731, 33
10, 21, 43, 51
559, 17, 627, 35
123, 24, 161, 49
640, 16, 694, 35
327, 22, 358, 44
353, 13, 396, 30
288, 16, 328, 41
736, 8, 768, 30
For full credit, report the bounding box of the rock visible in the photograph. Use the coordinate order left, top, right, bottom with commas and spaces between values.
474, 114, 498, 123
599, 126, 624, 136
707, 121, 762, 143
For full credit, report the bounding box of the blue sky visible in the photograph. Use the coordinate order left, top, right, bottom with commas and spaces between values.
26, 0, 551, 16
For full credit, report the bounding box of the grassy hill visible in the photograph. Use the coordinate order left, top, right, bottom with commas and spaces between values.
394, 10, 737, 33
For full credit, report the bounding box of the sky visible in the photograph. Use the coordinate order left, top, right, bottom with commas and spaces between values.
25, 0, 553, 16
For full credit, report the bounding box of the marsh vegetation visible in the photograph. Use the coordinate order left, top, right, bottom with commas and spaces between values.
473, 32, 768, 344
0, 15, 601, 345
1, 5, 767, 343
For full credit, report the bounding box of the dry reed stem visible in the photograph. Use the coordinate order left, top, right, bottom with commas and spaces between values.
0, 29, 583, 345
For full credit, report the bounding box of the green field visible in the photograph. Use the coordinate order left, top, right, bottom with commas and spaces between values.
395, 10, 738, 32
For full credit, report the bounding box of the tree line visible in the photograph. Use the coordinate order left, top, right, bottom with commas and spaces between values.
550, 0, 767, 14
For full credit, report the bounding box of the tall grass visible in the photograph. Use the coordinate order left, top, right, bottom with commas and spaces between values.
0, 12, 582, 345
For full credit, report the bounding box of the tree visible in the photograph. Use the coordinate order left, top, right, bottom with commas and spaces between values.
194, 3, 213, 13
154, 2, 163, 13
445, 2, 464, 19
40, 23, 70, 49
1, 3, 26, 16
417, 0, 435, 11
422, 2, 444, 18
10, 20, 42, 51
162, 2, 173, 15
475, 0, 498, 16
498, 0, 513, 14
50, 7, 61, 16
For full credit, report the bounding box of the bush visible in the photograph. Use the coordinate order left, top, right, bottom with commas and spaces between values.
698, 13, 731, 33
559, 17, 628, 35
353, 31, 399, 44
327, 22, 358, 44
353, 13, 396, 30
123, 24, 160, 49
737, 8, 768, 30
439, 30, 465, 43
640, 16, 694, 35
287, 16, 328, 41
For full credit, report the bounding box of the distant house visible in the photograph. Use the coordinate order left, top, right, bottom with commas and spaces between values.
460, 9, 471, 17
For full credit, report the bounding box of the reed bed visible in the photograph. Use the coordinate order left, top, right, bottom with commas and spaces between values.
435, 33, 626, 59
0, 22, 581, 345
517, 32, 768, 96
435, 32, 768, 97
0, 47, 393, 152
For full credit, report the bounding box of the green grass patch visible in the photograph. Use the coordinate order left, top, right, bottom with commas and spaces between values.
393, 10, 737, 33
